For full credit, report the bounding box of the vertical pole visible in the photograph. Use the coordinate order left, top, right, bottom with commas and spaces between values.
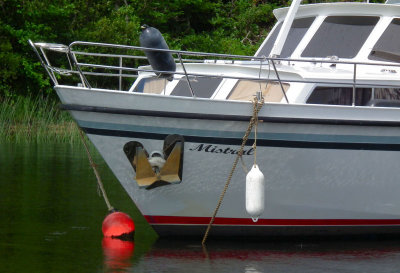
271, 60, 289, 104
352, 63, 357, 106
69, 50, 92, 88
270, 0, 302, 57
178, 53, 196, 97
119, 57, 123, 91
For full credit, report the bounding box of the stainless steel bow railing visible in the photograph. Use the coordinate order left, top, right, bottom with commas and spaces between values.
29, 40, 400, 106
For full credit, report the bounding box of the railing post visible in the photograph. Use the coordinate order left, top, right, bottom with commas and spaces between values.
69, 49, 92, 88
271, 60, 289, 104
178, 53, 196, 97
119, 57, 123, 91
28, 40, 58, 86
352, 63, 357, 106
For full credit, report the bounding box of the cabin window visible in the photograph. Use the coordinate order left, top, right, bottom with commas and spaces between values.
256, 17, 315, 58
307, 86, 372, 106
132, 77, 167, 94
170, 76, 222, 98
302, 16, 379, 59
369, 19, 400, 62
228, 80, 289, 102
256, 22, 282, 58
374, 88, 400, 100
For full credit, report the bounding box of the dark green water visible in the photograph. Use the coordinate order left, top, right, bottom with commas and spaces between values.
0, 143, 157, 273
2, 143, 400, 273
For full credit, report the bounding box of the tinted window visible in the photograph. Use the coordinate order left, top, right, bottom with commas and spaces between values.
256, 23, 282, 57
369, 19, 400, 62
374, 88, 400, 100
280, 17, 315, 58
170, 76, 222, 98
302, 16, 379, 58
257, 17, 315, 58
307, 87, 372, 106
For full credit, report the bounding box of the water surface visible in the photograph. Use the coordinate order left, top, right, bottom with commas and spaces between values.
0, 143, 155, 272
1, 143, 400, 272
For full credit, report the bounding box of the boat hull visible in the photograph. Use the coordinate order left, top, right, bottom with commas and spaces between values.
56, 86, 400, 236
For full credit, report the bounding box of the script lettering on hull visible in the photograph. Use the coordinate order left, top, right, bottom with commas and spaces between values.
189, 144, 254, 155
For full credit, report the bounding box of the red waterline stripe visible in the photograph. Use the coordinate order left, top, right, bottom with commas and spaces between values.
144, 215, 400, 226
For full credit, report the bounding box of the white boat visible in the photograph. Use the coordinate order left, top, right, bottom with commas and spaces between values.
30, 0, 400, 237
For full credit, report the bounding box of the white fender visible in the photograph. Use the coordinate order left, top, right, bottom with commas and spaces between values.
246, 164, 265, 222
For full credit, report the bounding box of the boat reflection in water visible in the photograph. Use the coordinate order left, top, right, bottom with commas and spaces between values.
131, 239, 400, 273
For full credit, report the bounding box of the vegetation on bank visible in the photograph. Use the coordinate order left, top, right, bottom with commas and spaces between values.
0, 96, 79, 143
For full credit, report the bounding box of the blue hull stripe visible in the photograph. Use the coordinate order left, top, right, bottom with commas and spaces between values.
78, 120, 400, 144
81, 125, 400, 151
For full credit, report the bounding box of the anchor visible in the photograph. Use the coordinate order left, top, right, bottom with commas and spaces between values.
123, 135, 184, 189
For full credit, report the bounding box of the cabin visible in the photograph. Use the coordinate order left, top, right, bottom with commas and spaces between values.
130, 2, 400, 107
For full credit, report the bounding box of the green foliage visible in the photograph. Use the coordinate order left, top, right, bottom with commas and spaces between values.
80, 5, 141, 44
1, 0, 76, 97
0, 39, 20, 97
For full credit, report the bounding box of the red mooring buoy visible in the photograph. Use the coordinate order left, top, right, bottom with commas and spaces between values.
102, 211, 135, 239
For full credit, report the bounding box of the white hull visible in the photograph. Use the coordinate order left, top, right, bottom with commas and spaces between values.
30, 0, 400, 236
57, 86, 400, 236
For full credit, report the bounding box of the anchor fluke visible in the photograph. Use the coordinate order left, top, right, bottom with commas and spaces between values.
123, 136, 184, 188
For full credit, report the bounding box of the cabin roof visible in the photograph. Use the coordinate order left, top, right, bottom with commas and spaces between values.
274, 3, 400, 21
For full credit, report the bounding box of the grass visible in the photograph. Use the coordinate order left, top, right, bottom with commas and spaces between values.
0, 95, 80, 143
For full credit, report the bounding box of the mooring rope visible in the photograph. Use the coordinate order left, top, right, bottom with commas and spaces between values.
201, 96, 264, 245
252, 107, 259, 166
78, 128, 114, 212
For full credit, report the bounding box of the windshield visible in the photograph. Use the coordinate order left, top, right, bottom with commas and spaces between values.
301, 16, 379, 59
